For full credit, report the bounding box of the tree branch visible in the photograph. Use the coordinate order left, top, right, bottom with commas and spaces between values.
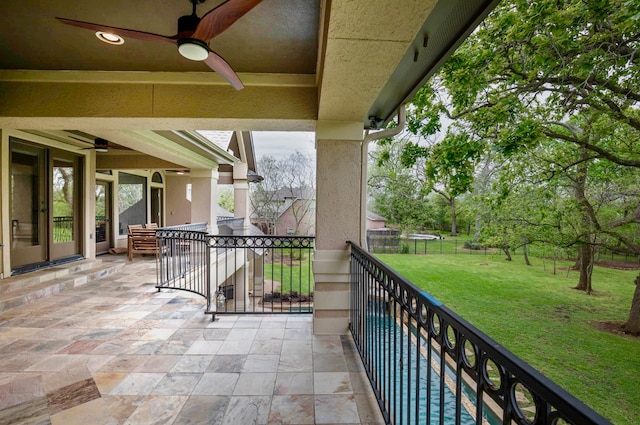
542, 128, 640, 168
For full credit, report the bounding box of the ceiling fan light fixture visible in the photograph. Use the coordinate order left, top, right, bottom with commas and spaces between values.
94, 137, 110, 153
95, 31, 124, 45
178, 39, 209, 61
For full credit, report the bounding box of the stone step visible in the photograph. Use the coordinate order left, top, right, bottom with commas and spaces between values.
0, 259, 127, 311
0, 259, 103, 295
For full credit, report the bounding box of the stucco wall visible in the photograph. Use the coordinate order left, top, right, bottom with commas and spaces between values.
165, 175, 191, 226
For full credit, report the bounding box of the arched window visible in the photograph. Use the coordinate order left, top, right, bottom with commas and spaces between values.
152, 172, 163, 184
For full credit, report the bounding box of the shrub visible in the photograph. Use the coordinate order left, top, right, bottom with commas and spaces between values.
464, 241, 483, 250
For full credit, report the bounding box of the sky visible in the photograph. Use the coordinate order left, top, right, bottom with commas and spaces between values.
252, 131, 316, 161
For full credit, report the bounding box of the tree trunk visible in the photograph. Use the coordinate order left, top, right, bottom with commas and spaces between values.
503, 246, 512, 261
573, 243, 594, 294
623, 274, 640, 334
572, 146, 594, 294
523, 243, 531, 266
58, 167, 73, 205
450, 197, 457, 236
473, 214, 481, 244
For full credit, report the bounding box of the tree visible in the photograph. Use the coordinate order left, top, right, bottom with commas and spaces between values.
407, 0, 640, 330
368, 136, 434, 234
251, 156, 284, 234
282, 152, 316, 235
53, 167, 74, 216
218, 186, 234, 213
250, 152, 315, 235
402, 79, 490, 236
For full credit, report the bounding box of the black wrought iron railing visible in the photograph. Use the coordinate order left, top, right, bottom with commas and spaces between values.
53, 216, 74, 243
156, 226, 211, 308
156, 228, 314, 318
348, 242, 612, 425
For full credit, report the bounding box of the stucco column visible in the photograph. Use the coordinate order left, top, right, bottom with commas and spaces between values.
233, 162, 251, 230
313, 121, 364, 334
0, 130, 9, 278
190, 168, 219, 234
83, 150, 96, 261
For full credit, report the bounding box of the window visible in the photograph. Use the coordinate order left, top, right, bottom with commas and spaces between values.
52, 159, 74, 243
118, 172, 146, 235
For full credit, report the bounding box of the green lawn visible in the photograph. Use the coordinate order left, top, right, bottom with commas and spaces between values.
377, 253, 640, 425
264, 249, 314, 295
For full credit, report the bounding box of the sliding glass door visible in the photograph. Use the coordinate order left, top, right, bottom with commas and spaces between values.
50, 152, 81, 260
10, 142, 47, 268
95, 180, 112, 254
10, 139, 83, 271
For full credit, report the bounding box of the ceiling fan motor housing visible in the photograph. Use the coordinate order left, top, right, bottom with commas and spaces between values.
178, 14, 201, 37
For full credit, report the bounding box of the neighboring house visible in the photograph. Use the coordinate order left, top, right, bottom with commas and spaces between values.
365, 211, 400, 251
366, 211, 387, 230
252, 188, 315, 236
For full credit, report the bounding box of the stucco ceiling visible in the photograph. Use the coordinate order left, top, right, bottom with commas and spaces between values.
0, 0, 500, 165
0, 0, 319, 74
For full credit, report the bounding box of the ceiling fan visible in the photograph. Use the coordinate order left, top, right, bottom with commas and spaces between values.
71, 136, 130, 153
56, 0, 264, 90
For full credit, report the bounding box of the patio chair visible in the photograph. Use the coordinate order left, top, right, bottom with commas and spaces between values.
127, 224, 159, 261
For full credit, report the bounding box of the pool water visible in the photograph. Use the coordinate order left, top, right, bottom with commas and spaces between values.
365, 303, 500, 425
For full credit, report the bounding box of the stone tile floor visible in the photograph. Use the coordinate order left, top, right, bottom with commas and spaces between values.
0, 258, 384, 424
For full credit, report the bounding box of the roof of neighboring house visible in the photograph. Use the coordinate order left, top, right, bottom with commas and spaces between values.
366, 211, 386, 221
276, 191, 314, 219
274, 188, 315, 201
216, 206, 234, 219
251, 188, 315, 221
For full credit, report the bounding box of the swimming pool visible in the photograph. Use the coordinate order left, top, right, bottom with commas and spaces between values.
364, 302, 500, 425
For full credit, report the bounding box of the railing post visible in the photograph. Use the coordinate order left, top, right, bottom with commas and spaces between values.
205, 235, 215, 321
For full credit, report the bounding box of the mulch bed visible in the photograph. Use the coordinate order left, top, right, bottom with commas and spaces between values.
594, 260, 640, 270
591, 321, 640, 339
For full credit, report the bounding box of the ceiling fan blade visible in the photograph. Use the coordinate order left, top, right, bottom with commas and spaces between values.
192, 0, 263, 41
204, 51, 244, 90
56, 17, 177, 44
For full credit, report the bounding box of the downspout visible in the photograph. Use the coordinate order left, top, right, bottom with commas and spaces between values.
360, 105, 407, 247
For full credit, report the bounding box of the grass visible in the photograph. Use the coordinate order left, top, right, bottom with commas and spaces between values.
264, 248, 314, 295
377, 252, 640, 425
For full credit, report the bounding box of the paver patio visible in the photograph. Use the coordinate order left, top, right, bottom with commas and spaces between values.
0, 257, 383, 424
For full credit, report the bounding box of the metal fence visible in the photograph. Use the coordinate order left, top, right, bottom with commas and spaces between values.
156, 228, 314, 318
369, 236, 508, 256
348, 241, 612, 425
369, 236, 640, 264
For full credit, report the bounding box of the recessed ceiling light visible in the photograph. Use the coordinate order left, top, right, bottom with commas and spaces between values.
95, 31, 124, 45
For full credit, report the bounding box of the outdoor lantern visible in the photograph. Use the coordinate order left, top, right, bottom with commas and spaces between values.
216, 290, 226, 308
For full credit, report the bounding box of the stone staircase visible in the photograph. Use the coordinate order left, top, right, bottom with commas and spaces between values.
0, 258, 127, 311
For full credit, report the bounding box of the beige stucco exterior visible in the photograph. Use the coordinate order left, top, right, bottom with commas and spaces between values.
312, 132, 365, 333
0, 0, 498, 332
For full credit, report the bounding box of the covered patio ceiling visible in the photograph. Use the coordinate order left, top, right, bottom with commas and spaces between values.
0, 0, 500, 166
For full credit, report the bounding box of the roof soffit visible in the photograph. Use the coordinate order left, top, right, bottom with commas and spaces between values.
317, 0, 438, 123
